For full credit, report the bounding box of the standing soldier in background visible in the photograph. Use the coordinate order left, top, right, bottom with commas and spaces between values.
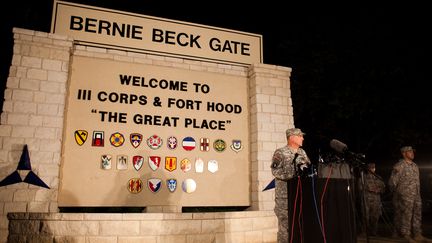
271, 128, 311, 243
388, 146, 432, 243
360, 162, 386, 236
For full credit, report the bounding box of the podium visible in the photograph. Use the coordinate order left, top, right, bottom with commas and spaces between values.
287, 163, 357, 243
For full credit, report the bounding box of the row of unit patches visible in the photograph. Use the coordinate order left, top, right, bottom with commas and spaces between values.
127, 178, 197, 194
74, 130, 244, 153
102, 155, 219, 173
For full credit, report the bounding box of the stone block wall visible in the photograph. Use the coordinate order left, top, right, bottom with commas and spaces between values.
0, 27, 293, 242
0, 28, 72, 242
8, 211, 277, 243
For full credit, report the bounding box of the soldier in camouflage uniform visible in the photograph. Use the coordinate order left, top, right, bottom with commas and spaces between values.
271, 128, 311, 243
360, 163, 386, 236
388, 146, 432, 243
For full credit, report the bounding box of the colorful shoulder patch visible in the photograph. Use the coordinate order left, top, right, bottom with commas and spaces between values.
128, 178, 143, 193
147, 134, 163, 149
74, 130, 88, 146
166, 178, 177, 192
130, 133, 143, 148
182, 136, 196, 151
132, 155, 144, 171
180, 158, 192, 172
110, 132, 125, 147
213, 139, 226, 152
92, 131, 104, 147
167, 136, 178, 150
230, 139, 243, 153
148, 178, 162, 193
148, 156, 161, 171
200, 138, 210, 152
165, 157, 177, 172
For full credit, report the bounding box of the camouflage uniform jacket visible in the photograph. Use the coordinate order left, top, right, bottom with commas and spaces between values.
271, 146, 311, 200
364, 173, 386, 195
388, 159, 420, 199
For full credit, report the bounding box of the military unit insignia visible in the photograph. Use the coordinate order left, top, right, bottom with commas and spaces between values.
195, 158, 204, 173
166, 178, 177, 192
79, 131, 239, 156
117, 155, 128, 170
200, 138, 210, 152
110, 132, 125, 147
180, 158, 192, 172
182, 136, 196, 151
147, 178, 162, 193
182, 179, 197, 193
148, 156, 161, 171
208, 159, 218, 173
213, 139, 226, 152
101, 155, 112, 169
74, 130, 88, 146
230, 140, 243, 153
147, 134, 163, 149
165, 157, 177, 172
132, 155, 144, 171
130, 133, 143, 148
127, 178, 143, 193
92, 131, 104, 147
77, 129, 240, 194
167, 136, 178, 150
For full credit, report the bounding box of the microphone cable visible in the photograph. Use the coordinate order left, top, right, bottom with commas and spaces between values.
290, 176, 301, 243
298, 177, 304, 243
320, 164, 333, 243
310, 164, 326, 243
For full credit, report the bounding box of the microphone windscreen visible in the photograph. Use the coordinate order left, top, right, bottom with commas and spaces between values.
329, 139, 348, 153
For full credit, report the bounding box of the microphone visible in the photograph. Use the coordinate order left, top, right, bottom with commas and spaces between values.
329, 139, 365, 159
329, 139, 348, 153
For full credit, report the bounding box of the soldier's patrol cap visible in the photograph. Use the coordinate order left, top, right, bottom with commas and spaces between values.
400, 146, 415, 153
286, 128, 305, 137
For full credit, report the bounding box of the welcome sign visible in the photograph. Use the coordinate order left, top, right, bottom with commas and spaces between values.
58, 55, 250, 206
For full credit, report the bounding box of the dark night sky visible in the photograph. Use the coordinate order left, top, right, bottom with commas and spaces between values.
2, 1, 432, 191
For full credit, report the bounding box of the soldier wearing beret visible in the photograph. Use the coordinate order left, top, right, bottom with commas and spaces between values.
271, 128, 311, 243
388, 146, 432, 242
